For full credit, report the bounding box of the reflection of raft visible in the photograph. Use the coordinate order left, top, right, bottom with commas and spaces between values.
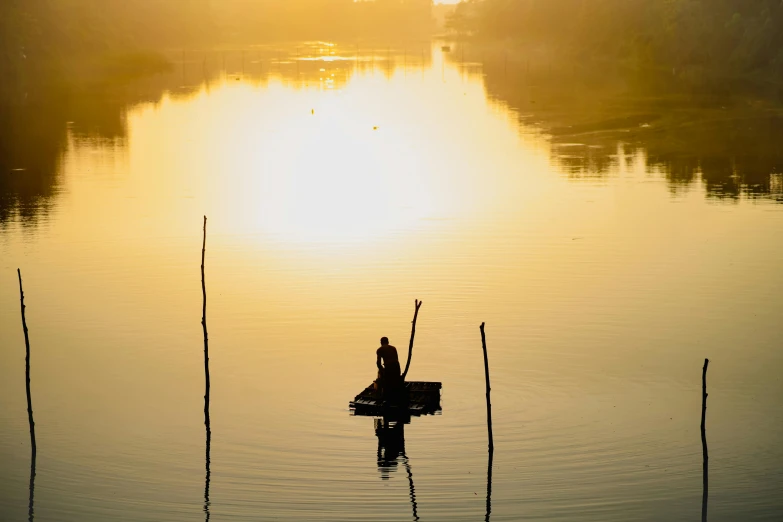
350, 381, 442, 417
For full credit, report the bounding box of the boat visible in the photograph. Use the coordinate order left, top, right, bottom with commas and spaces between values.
350, 381, 442, 417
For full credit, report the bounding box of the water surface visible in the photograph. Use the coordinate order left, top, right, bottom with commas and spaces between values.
1, 42, 782, 521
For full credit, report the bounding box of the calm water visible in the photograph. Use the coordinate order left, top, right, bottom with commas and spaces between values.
1, 43, 782, 521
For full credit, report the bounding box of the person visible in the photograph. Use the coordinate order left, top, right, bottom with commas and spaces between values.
376, 337, 403, 398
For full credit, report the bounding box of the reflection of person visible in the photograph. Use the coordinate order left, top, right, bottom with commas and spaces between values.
375, 418, 405, 480
374, 417, 420, 520
376, 337, 402, 397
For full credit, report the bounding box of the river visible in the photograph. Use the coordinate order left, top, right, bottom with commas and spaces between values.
1, 42, 781, 521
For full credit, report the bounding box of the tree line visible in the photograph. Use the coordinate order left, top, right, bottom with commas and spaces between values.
448, 0, 783, 81
1, 0, 212, 94
0, 0, 435, 98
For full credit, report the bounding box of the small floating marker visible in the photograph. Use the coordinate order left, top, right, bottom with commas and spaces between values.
311, 109, 314, 114
373, 126, 378, 130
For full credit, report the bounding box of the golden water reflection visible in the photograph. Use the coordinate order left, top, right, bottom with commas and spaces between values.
3, 41, 782, 230
66, 43, 554, 253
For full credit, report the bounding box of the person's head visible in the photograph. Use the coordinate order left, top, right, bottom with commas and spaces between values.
380, 337, 389, 346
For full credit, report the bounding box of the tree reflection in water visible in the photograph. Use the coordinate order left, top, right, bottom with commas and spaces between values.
446, 42, 783, 203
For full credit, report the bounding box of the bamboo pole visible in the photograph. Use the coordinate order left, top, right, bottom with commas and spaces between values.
401, 300, 422, 381
701, 358, 709, 522
18, 269, 36, 521
201, 217, 211, 520
480, 322, 494, 520
18, 269, 36, 455
480, 322, 494, 452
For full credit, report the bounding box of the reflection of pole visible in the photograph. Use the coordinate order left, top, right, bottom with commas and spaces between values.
401, 300, 422, 381
398, 420, 419, 522
701, 359, 709, 522
485, 445, 493, 522
201, 217, 211, 521
28, 453, 36, 522
377, 418, 419, 521
404, 455, 419, 521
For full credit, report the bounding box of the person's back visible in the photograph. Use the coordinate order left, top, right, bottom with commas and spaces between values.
377, 344, 400, 369
376, 337, 402, 395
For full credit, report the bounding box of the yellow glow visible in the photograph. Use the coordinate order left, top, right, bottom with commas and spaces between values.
117, 45, 551, 249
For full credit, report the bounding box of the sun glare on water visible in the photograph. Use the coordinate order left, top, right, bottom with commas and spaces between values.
225, 82, 435, 243
119, 51, 545, 250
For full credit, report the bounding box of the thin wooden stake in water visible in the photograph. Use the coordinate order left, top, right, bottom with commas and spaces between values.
19, 269, 36, 522
701, 358, 709, 522
480, 322, 494, 520
480, 322, 494, 452
401, 299, 422, 381
201, 217, 211, 520
18, 269, 36, 456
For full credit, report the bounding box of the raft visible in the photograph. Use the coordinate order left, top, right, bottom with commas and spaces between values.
350, 381, 442, 417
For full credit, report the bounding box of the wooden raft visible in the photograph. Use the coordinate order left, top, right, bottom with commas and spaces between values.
350, 381, 442, 417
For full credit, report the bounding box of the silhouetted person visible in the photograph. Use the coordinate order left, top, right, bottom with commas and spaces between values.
376, 336, 403, 400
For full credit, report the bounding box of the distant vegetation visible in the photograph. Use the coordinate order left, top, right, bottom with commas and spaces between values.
448, 0, 783, 85
0, 0, 436, 101
441, 1, 783, 202
213, 0, 434, 42
0, 0, 214, 98
4, 0, 782, 94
